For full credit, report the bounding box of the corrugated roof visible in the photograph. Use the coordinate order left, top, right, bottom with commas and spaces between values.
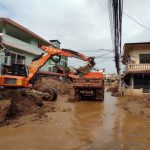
0, 18, 54, 46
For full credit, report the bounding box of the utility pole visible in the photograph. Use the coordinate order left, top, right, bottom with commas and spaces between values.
108, 0, 123, 95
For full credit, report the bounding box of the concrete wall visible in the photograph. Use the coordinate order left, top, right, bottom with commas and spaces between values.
129, 45, 150, 64
0, 51, 4, 64
123, 88, 143, 96
30, 39, 38, 47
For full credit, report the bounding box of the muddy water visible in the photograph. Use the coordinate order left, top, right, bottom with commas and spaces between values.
0, 92, 150, 150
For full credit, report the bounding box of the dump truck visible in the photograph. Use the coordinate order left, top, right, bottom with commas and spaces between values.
52, 57, 105, 101
73, 72, 104, 101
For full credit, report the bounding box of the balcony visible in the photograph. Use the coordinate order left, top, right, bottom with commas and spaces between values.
125, 64, 150, 73
0, 33, 41, 55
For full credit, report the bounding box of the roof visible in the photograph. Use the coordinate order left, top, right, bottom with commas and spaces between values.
124, 42, 150, 46
122, 42, 150, 64
0, 18, 53, 46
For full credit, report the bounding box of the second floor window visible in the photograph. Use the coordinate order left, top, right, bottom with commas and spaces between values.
5, 52, 26, 65
139, 54, 150, 64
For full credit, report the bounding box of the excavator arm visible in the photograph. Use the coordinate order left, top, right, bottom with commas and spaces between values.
26, 46, 90, 83
0, 44, 94, 87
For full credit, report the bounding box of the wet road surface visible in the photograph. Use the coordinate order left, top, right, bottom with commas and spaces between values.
0, 92, 150, 150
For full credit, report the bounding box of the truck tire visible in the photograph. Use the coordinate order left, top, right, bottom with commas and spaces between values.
96, 89, 104, 101
75, 89, 81, 101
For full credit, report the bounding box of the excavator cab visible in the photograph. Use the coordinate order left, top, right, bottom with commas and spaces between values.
0, 64, 30, 87
2, 64, 29, 77
11, 64, 29, 77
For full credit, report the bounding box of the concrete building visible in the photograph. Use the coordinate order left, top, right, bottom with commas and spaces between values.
49, 40, 68, 71
122, 42, 150, 94
0, 18, 67, 72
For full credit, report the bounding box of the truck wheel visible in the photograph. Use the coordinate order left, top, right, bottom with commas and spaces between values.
75, 89, 81, 101
96, 89, 104, 101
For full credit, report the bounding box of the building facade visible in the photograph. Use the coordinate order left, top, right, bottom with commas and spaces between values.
0, 18, 67, 73
122, 42, 150, 94
49, 40, 68, 71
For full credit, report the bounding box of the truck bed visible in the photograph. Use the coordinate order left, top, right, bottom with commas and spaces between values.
72, 76, 104, 101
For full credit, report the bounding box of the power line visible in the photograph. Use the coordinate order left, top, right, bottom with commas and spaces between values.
78, 48, 113, 52
95, 56, 113, 59
96, 59, 113, 64
95, 50, 114, 58
124, 11, 150, 32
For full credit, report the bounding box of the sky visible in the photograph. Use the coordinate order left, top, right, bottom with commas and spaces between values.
0, 0, 150, 73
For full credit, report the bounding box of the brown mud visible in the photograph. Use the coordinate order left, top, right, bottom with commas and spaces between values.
118, 95, 150, 119
0, 78, 150, 150
0, 78, 74, 126
0, 92, 150, 150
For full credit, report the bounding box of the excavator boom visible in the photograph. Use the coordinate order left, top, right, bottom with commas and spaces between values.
0, 45, 92, 87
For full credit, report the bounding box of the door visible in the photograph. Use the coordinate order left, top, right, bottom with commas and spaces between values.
134, 74, 150, 93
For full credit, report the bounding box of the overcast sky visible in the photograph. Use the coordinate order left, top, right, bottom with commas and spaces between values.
0, 0, 150, 73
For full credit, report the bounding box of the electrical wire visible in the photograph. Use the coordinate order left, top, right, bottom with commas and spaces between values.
96, 59, 113, 64
95, 50, 114, 58
124, 11, 150, 32
78, 48, 113, 52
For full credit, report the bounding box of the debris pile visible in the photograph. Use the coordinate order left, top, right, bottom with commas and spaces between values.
119, 95, 150, 118
107, 81, 119, 96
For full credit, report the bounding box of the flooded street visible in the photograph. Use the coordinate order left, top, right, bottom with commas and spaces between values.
0, 92, 150, 150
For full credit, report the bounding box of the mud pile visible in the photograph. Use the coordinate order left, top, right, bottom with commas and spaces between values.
107, 81, 119, 96
0, 89, 55, 126
34, 78, 74, 95
119, 95, 150, 118
0, 78, 74, 126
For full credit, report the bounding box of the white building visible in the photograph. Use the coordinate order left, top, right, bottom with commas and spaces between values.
122, 42, 150, 94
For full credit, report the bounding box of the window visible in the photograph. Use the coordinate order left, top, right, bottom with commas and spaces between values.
140, 54, 150, 64
4, 56, 8, 64
16, 55, 25, 64
5, 52, 26, 65
10, 53, 16, 64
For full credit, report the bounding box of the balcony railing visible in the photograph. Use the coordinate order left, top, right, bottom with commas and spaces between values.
125, 64, 150, 72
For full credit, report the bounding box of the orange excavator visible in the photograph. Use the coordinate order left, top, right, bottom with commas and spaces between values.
0, 45, 93, 88
0, 45, 104, 101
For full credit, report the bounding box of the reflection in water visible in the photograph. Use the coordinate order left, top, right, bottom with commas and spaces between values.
73, 100, 104, 143
71, 92, 150, 150
0, 92, 150, 150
